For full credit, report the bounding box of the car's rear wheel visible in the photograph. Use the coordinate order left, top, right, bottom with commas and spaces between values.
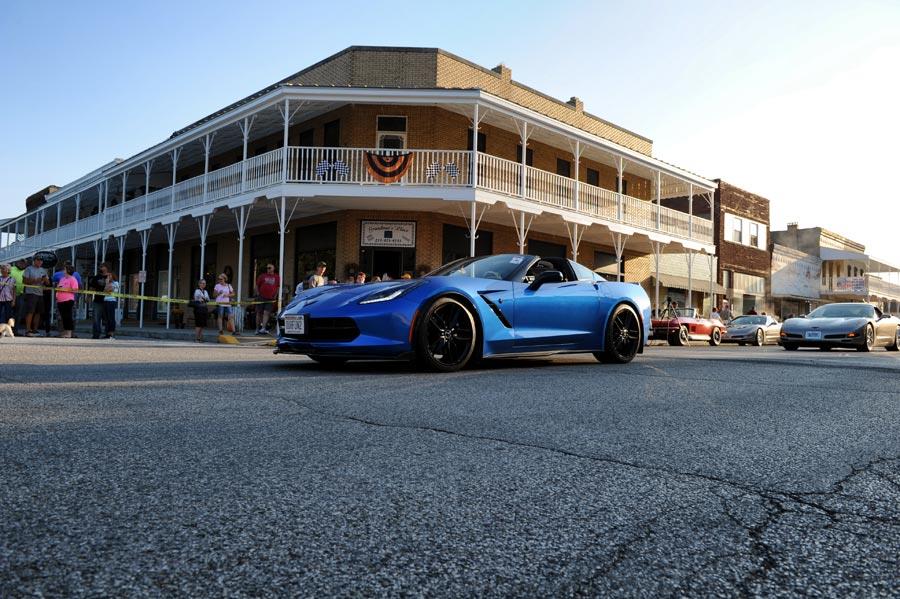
708, 328, 721, 346
309, 356, 348, 368
857, 324, 875, 352
669, 325, 689, 347
887, 326, 900, 351
753, 328, 764, 347
416, 297, 477, 372
595, 303, 641, 364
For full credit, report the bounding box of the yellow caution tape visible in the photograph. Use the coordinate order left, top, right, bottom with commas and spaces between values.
21, 283, 274, 307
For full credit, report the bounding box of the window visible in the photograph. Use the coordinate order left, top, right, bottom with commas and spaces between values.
466, 129, 486, 152
749, 222, 759, 247
376, 115, 407, 149
323, 119, 340, 147
442, 224, 493, 264
732, 217, 743, 244
615, 176, 628, 195
526, 238, 566, 259
556, 158, 571, 178
298, 128, 314, 146
586, 168, 599, 187
723, 270, 733, 289
516, 144, 534, 166
294, 222, 337, 288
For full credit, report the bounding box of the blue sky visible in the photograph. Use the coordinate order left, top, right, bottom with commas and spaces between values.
2, 1, 899, 264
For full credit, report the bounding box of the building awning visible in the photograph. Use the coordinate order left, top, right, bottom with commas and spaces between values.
649, 274, 726, 295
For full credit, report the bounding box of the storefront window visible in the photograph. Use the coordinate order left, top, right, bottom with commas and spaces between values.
442, 224, 492, 265
294, 222, 337, 288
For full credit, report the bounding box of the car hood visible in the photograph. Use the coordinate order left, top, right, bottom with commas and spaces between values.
282, 281, 423, 314
725, 325, 758, 333
784, 317, 869, 331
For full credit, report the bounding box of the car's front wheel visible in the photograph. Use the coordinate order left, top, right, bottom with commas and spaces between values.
753, 329, 764, 347
416, 297, 477, 372
708, 328, 722, 346
595, 303, 642, 364
857, 324, 875, 352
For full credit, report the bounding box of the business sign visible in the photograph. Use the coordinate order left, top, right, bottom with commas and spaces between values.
833, 276, 866, 294
360, 221, 416, 248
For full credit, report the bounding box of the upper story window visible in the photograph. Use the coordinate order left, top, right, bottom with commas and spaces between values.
723, 212, 767, 250
467, 129, 486, 152
324, 119, 341, 147
586, 168, 599, 187
299, 128, 314, 147
556, 158, 571, 178
615, 176, 628, 196
732, 217, 743, 244
516, 144, 534, 166
376, 116, 407, 149
749, 222, 759, 247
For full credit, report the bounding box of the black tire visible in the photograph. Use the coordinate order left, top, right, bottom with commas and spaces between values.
708, 328, 721, 346
594, 303, 642, 364
887, 327, 900, 352
783, 344, 798, 351
309, 356, 348, 368
753, 328, 764, 347
857, 325, 875, 352
670, 325, 688, 347
416, 296, 477, 372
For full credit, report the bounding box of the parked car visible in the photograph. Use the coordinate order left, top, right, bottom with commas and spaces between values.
721, 314, 782, 346
275, 254, 652, 371
651, 307, 726, 346
779, 302, 900, 351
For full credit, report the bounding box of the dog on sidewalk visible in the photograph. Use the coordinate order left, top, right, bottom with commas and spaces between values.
0, 318, 15, 338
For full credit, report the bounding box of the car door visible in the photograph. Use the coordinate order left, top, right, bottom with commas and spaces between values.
874, 308, 893, 344
765, 318, 782, 343
512, 262, 601, 349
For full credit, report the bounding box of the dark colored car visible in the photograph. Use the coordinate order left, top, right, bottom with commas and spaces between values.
779, 302, 900, 351
722, 314, 782, 346
651, 307, 726, 346
275, 254, 652, 371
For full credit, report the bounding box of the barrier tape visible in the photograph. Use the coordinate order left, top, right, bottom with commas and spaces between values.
20, 283, 274, 307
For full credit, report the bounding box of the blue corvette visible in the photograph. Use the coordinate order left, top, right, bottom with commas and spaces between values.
275, 254, 651, 371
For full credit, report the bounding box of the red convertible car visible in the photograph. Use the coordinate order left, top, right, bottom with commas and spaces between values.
651, 307, 727, 346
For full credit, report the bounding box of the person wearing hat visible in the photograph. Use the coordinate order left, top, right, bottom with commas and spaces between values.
308, 261, 328, 289
22, 255, 49, 336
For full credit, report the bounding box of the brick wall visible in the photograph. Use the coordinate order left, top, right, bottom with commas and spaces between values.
715, 180, 771, 282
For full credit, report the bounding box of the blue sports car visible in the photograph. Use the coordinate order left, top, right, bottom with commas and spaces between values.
275, 254, 652, 371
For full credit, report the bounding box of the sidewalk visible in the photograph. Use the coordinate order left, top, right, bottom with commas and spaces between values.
69, 322, 276, 346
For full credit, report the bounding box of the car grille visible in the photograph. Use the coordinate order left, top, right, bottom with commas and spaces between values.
279, 317, 360, 342
782, 333, 803, 339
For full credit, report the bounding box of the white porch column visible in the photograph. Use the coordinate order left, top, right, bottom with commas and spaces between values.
616, 157, 626, 221
120, 170, 129, 223
510, 210, 534, 255
196, 213, 213, 285
469, 201, 477, 257
470, 104, 480, 188
116, 234, 126, 323
238, 116, 256, 191
101, 237, 109, 264
709, 253, 716, 315
688, 183, 694, 239
655, 171, 662, 230
164, 222, 178, 329
138, 228, 151, 329
272, 197, 300, 327
234, 205, 252, 333
92, 239, 99, 274
201, 133, 216, 204
170, 147, 182, 212
685, 250, 695, 310
651, 241, 663, 317
565, 222, 586, 264
75, 193, 81, 222
276, 101, 303, 184
569, 140, 582, 211
611, 232, 627, 282
142, 160, 153, 222
55, 202, 62, 245
515, 120, 532, 198
100, 180, 108, 232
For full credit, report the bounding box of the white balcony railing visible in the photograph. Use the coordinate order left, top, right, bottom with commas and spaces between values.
0, 146, 714, 261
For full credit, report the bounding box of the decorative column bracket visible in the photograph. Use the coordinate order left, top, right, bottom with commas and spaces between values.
237, 115, 257, 191
277, 101, 306, 183
565, 222, 587, 263
170, 147, 182, 212
509, 210, 535, 255
164, 222, 179, 329
611, 232, 628, 282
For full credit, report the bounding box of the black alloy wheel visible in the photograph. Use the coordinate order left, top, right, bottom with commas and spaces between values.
595, 303, 642, 364
753, 329, 765, 347
417, 297, 477, 372
708, 328, 722, 347
887, 327, 900, 352
309, 356, 348, 368
857, 325, 875, 352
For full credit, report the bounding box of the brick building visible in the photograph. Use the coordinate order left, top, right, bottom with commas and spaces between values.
0, 46, 717, 329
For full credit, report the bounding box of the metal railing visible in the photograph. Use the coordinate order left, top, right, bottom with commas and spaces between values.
0, 146, 713, 260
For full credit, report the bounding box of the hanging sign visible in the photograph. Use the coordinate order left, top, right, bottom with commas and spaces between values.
364, 151, 414, 183
33, 250, 59, 268
360, 221, 416, 248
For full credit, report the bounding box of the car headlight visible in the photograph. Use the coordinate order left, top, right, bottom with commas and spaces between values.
358, 282, 422, 305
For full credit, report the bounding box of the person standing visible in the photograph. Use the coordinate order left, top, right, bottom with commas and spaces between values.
22, 255, 49, 337
0, 264, 15, 326
720, 300, 733, 323
10, 258, 26, 334
103, 274, 119, 339
56, 264, 79, 338
192, 279, 210, 342
711, 306, 721, 322
213, 273, 235, 334
88, 263, 111, 339
355, 271, 367, 285
254, 263, 280, 335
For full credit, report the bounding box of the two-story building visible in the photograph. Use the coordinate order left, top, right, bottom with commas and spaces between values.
0, 46, 717, 329
771, 224, 900, 313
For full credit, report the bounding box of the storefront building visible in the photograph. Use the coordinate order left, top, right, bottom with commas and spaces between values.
0, 46, 717, 329
770, 243, 821, 319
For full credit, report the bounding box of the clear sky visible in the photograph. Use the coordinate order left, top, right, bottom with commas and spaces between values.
2, 1, 898, 264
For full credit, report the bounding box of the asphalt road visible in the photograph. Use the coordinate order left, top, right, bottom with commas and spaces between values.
2, 339, 899, 597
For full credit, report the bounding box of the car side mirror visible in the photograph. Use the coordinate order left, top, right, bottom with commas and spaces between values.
880, 313, 891, 320
528, 270, 564, 291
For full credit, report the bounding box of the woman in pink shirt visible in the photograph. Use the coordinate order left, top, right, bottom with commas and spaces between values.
56, 264, 80, 338
213, 273, 235, 334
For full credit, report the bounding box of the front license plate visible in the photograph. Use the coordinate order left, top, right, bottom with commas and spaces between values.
284, 315, 305, 335
804, 331, 822, 340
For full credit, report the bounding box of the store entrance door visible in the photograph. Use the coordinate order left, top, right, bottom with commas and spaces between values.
372, 249, 403, 280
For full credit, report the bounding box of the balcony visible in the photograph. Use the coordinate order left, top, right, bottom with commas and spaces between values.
821, 275, 900, 301
0, 147, 713, 261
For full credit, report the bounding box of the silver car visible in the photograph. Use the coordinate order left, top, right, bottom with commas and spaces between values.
779, 303, 900, 352
722, 314, 781, 346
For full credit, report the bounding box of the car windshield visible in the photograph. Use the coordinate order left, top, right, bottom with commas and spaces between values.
807, 304, 875, 319
428, 254, 532, 281
731, 316, 766, 325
